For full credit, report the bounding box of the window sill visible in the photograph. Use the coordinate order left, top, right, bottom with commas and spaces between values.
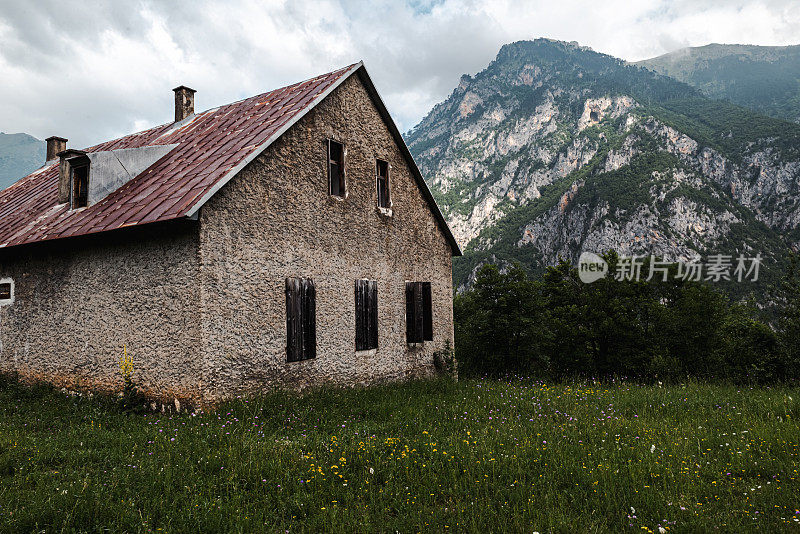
355, 348, 377, 357
377, 206, 393, 217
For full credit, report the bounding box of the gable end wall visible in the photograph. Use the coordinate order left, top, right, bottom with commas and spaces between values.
198, 74, 454, 400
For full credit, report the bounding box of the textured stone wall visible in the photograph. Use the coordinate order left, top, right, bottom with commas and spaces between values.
197, 74, 455, 400
0, 223, 204, 402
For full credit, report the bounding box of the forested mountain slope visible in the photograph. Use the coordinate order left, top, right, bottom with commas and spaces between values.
406, 39, 800, 291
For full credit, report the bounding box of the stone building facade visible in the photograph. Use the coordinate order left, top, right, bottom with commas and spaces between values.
0, 63, 460, 406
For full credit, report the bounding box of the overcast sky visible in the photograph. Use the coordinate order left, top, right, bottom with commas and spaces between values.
0, 0, 798, 148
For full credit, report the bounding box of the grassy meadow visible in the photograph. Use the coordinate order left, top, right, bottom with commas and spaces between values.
0, 377, 798, 532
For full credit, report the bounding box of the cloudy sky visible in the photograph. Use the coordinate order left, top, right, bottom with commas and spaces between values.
0, 0, 798, 148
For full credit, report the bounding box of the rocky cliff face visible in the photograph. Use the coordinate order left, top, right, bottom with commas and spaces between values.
405, 39, 800, 291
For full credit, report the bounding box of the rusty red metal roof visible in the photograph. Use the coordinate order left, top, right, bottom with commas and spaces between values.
0, 63, 360, 249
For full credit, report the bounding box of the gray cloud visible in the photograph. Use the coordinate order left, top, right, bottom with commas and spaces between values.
0, 0, 798, 148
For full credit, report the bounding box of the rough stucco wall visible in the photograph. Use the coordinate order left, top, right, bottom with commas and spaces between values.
198, 74, 454, 400
0, 224, 204, 402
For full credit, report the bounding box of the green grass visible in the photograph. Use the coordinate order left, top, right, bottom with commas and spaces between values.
1, 377, 799, 532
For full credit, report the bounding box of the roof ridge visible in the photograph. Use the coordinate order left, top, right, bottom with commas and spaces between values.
81, 62, 362, 153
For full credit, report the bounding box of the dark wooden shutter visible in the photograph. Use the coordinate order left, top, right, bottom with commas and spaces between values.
422, 282, 433, 341
340, 145, 346, 196
355, 279, 366, 350
356, 280, 378, 351
413, 282, 424, 343
302, 278, 316, 360
406, 282, 424, 343
368, 280, 378, 349
286, 278, 302, 362
405, 282, 415, 343
287, 277, 316, 361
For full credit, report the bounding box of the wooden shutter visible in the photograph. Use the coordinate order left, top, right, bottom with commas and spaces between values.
287, 277, 315, 361
405, 282, 415, 343
422, 282, 433, 341
286, 278, 302, 362
356, 280, 378, 350
355, 279, 366, 350
341, 145, 347, 196
406, 282, 424, 343
302, 278, 316, 360
368, 280, 378, 349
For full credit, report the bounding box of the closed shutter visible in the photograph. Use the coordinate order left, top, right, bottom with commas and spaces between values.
413, 282, 424, 343
302, 278, 316, 360
286, 278, 302, 362
422, 282, 433, 341
406, 282, 424, 343
286, 277, 316, 362
356, 280, 378, 350
405, 282, 415, 343
355, 279, 366, 350
368, 280, 378, 349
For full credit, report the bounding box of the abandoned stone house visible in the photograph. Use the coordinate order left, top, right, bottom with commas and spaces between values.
0, 62, 461, 405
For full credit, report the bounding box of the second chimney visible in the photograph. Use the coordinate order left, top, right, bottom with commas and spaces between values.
173, 85, 196, 122
45, 136, 67, 162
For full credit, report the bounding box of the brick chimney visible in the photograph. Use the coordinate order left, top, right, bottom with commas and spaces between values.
45, 136, 67, 162
173, 85, 196, 122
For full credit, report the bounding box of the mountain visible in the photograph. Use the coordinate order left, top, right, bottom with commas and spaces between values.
405, 39, 800, 293
636, 44, 800, 123
0, 132, 44, 190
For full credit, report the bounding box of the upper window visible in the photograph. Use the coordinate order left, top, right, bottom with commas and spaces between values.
286, 277, 316, 362
355, 279, 378, 351
405, 281, 433, 343
71, 163, 89, 209
328, 139, 346, 198
376, 159, 390, 209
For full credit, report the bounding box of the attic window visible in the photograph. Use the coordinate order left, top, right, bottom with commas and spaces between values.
328, 139, 346, 198
376, 159, 390, 209
71, 163, 89, 209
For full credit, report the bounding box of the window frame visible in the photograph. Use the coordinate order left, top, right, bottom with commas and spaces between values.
376, 159, 391, 209
0, 278, 14, 306
286, 277, 317, 362
70, 159, 90, 209
327, 139, 346, 198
